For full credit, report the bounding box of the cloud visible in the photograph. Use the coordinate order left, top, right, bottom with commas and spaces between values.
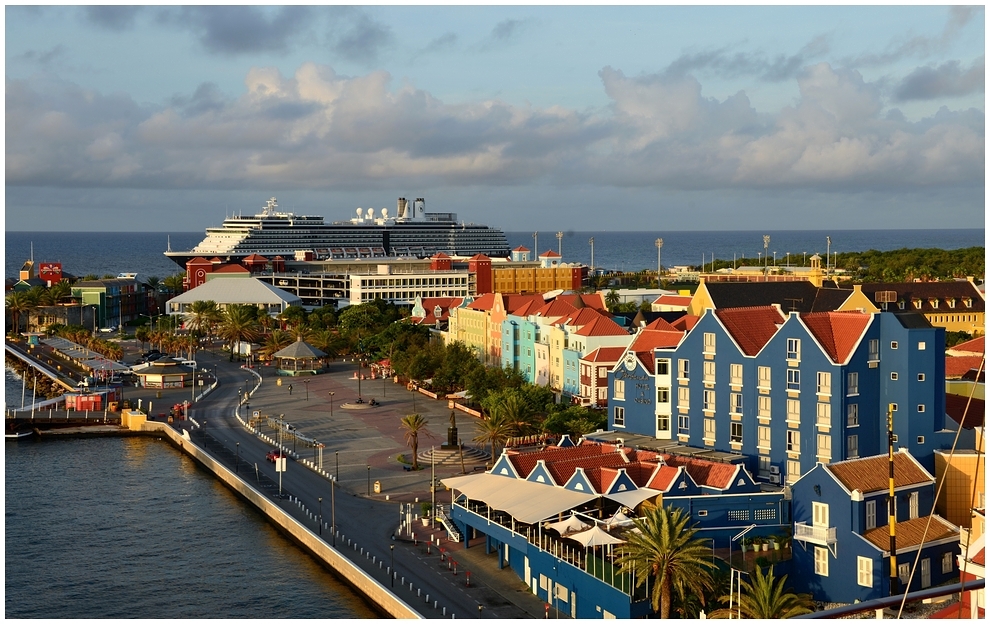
477, 19, 529, 52
83, 6, 143, 31
848, 6, 983, 66
413, 32, 458, 60
893, 57, 985, 101
327, 11, 394, 64
161, 6, 313, 55
13, 45, 67, 66
662, 35, 830, 82
5, 61, 983, 197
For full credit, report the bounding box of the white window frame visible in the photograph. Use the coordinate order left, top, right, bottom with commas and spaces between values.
758, 426, 771, 449
730, 421, 743, 443
869, 339, 880, 361
898, 563, 910, 584
703, 389, 715, 412
703, 332, 716, 354
921, 558, 931, 588
787, 369, 800, 391
730, 392, 743, 415
613, 406, 625, 427
678, 359, 690, 381
909, 491, 919, 519
703, 417, 716, 440
758, 365, 771, 390
787, 338, 801, 361
857, 557, 873, 587
704, 360, 716, 383
657, 387, 670, 403
656, 358, 670, 376
814, 546, 829, 576
942, 552, 953, 574
677, 386, 690, 410
786, 459, 801, 484
866, 499, 876, 530
786, 399, 801, 424
816, 402, 831, 427
847, 371, 859, 396
817, 433, 831, 458
787, 430, 801, 453
817, 372, 832, 395
614, 379, 625, 400
847, 434, 859, 459
758, 395, 771, 419
730, 363, 743, 386
847, 403, 859, 427
678, 413, 690, 435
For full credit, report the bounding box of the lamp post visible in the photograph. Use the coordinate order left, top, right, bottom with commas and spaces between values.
588, 237, 594, 271
763, 235, 770, 271
773, 251, 778, 267
303, 379, 310, 401
331, 478, 336, 547
533, 231, 538, 256
236, 442, 240, 473
356, 356, 363, 401
556, 231, 563, 257
329, 391, 335, 418
655, 238, 664, 283
335, 450, 339, 478
318, 497, 323, 536
367, 465, 371, 496
390, 544, 395, 587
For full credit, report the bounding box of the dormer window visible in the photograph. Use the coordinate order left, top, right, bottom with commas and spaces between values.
914, 299, 922, 310
948, 298, 956, 309
964, 298, 972, 308
930, 298, 939, 309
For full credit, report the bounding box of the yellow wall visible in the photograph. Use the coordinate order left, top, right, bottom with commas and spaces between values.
493, 267, 577, 294
934, 435, 985, 529
687, 280, 716, 316
838, 285, 985, 335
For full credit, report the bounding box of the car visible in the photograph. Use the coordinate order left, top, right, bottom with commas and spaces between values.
98, 325, 117, 333
266, 449, 286, 462
140, 349, 161, 358
145, 353, 165, 362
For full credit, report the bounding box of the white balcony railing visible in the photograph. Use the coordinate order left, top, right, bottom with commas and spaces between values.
794, 522, 837, 545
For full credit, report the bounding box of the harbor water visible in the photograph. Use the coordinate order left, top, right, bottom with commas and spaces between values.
4, 374, 374, 619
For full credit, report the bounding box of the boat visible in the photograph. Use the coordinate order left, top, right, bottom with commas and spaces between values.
165, 197, 511, 267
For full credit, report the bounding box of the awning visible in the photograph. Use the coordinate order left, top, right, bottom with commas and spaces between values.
544, 514, 591, 535
442, 473, 598, 525
566, 525, 626, 547
603, 487, 661, 509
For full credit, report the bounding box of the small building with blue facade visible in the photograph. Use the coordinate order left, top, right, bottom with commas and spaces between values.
789, 450, 959, 603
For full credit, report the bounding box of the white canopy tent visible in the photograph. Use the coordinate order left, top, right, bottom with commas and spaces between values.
603, 487, 661, 509
544, 514, 591, 536
566, 525, 626, 547
442, 473, 598, 525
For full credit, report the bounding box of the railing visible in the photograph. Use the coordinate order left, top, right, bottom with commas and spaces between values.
434, 505, 462, 542
794, 522, 836, 545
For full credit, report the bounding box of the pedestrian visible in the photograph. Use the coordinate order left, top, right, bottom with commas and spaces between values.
288, 384, 293, 395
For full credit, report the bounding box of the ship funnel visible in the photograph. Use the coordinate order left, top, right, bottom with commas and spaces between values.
397, 197, 407, 219
414, 197, 425, 219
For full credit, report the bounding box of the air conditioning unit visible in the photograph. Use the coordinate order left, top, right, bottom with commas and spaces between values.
769, 465, 781, 475
769, 474, 782, 485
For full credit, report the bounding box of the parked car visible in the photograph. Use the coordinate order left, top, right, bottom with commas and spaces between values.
140, 349, 161, 358
266, 449, 286, 462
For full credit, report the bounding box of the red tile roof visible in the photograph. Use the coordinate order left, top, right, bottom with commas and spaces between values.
512, 246, 530, 252
582, 347, 626, 363
507, 445, 607, 479
647, 465, 682, 491
575, 315, 629, 337
214, 264, 251, 273
662, 455, 738, 489
945, 355, 985, 379
945, 393, 985, 429
715, 306, 785, 356
826, 452, 932, 493
629, 329, 684, 352
546, 452, 629, 487
672, 315, 700, 331
540, 250, 561, 257
860, 515, 958, 551
535, 298, 578, 319
972, 546, 985, 566
950, 336, 984, 355
801, 311, 872, 363
644, 317, 677, 331
410, 297, 463, 324
622, 462, 660, 488
468, 253, 491, 261
652, 294, 693, 307
431, 252, 451, 259
556, 307, 608, 328
467, 292, 498, 311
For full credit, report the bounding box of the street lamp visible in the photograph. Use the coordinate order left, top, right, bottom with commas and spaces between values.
556, 231, 563, 257
331, 478, 336, 547
655, 238, 664, 282
763, 234, 770, 271
335, 450, 339, 478
533, 231, 538, 256
390, 544, 395, 587
356, 356, 363, 401
303, 379, 310, 401
328, 391, 335, 418
367, 465, 371, 496
318, 497, 323, 536
236, 442, 240, 473
588, 237, 594, 271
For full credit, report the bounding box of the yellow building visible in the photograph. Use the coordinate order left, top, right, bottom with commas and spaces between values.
838, 280, 985, 335
934, 429, 985, 530
493, 265, 584, 295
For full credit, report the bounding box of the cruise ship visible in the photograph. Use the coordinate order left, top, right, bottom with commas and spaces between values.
164, 197, 511, 268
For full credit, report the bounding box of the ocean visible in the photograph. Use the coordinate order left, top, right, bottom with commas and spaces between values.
5, 229, 985, 282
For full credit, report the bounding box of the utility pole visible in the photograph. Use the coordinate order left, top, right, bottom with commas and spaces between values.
556, 231, 563, 257
655, 238, 663, 283
589, 237, 594, 271
887, 403, 898, 596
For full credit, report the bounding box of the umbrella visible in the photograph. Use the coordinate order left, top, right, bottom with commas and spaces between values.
544, 514, 591, 536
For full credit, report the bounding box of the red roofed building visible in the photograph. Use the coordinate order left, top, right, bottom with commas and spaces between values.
580, 346, 625, 406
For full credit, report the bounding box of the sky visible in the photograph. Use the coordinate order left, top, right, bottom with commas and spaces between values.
4, 4, 986, 232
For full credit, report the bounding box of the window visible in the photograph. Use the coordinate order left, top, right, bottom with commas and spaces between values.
597, 366, 607, 378
730, 393, 743, 415
787, 430, 801, 453
847, 403, 859, 427
869, 339, 879, 361
891, 403, 898, 412
758, 456, 771, 477
942, 552, 953, 574
787, 369, 800, 391
918, 341, 926, 350
847, 434, 859, 458
909, 492, 919, 519
917, 404, 925, 413
613, 406, 625, 427
704, 361, 716, 383
890, 341, 898, 350
703, 390, 716, 412
858, 557, 873, 587
678, 386, 690, 410
890, 372, 899, 381
678, 414, 690, 435
614, 379, 625, 400
786, 399, 800, 423
704, 332, 716, 354
703, 417, 716, 440
814, 374, 830, 398
758, 426, 771, 448
865, 500, 876, 530
730, 422, 743, 443
817, 434, 831, 458
730, 363, 743, 386
898, 563, 910, 584
758, 366, 771, 389
656, 359, 670, 375
657, 387, 670, 403
758, 396, 771, 419
678, 359, 690, 380
814, 547, 829, 576
816, 402, 831, 426
657, 414, 670, 432
787, 338, 801, 361
917, 373, 925, 382
787, 459, 801, 483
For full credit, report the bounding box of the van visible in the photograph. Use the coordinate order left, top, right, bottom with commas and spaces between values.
181, 360, 198, 369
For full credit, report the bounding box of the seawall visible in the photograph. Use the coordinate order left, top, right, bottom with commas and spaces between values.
142, 421, 422, 619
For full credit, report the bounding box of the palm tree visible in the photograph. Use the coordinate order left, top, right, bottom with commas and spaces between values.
162, 273, 185, 295
135, 325, 151, 350
185, 300, 221, 339
472, 411, 513, 464
615, 505, 716, 618
399, 413, 433, 470
605, 289, 620, 311
261, 329, 293, 360
5, 291, 32, 335
217, 304, 261, 361
709, 565, 814, 619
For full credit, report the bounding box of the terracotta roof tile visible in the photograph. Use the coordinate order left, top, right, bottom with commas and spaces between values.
945, 355, 985, 379
662, 455, 738, 489
535, 298, 578, 319
214, 264, 251, 273
507, 445, 607, 479
629, 329, 684, 352
539, 250, 561, 257
801, 311, 872, 363
861, 515, 958, 551
512, 246, 530, 252
582, 347, 626, 363
467, 292, 498, 311
623, 462, 659, 488
431, 252, 451, 259
826, 452, 932, 493
546, 452, 629, 486
644, 317, 677, 331
972, 547, 985, 566
715, 306, 785, 356
945, 394, 985, 429
557, 307, 608, 328
652, 295, 693, 307
575, 315, 629, 337
509, 299, 544, 317
647, 465, 683, 491
672, 315, 700, 331
950, 336, 984, 355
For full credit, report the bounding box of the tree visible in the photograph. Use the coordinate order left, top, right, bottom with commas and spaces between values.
217, 304, 261, 361
162, 273, 185, 295
605, 289, 620, 311
614, 505, 716, 618
135, 325, 150, 350
185, 300, 221, 338
5, 291, 32, 334
261, 329, 293, 359
472, 411, 513, 463
399, 413, 433, 471
709, 565, 813, 619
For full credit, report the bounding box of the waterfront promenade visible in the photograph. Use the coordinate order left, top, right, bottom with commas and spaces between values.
10, 338, 559, 619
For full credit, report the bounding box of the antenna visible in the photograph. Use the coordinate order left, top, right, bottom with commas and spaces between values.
784, 297, 803, 313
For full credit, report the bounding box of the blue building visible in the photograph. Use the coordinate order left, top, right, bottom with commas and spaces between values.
789, 451, 960, 603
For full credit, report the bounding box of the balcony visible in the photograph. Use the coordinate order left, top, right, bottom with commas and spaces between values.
794, 522, 837, 546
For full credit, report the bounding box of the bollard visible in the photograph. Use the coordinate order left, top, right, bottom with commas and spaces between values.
417, 589, 421, 597
425, 594, 429, 604
409, 581, 413, 590
434, 601, 438, 609
453, 562, 458, 576
466, 571, 471, 587
443, 607, 446, 616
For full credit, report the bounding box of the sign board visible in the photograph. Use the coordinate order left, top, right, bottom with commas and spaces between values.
276, 457, 287, 472
252, 409, 261, 419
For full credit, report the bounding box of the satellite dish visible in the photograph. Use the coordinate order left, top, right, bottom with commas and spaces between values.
543, 289, 564, 301
356, 207, 363, 217
366, 208, 374, 219
382, 207, 389, 218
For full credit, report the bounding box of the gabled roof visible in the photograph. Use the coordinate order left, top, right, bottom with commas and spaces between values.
671, 315, 700, 331
575, 315, 629, 337
168, 277, 301, 307
949, 336, 985, 355
945, 355, 985, 379
652, 294, 693, 307
945, 394, 985, 429
468, 253, 490, 261
506, 444, 607, 480
545, 452, 629, 487
622, 461, 660, 488
647, 465, 683, 491
534, 298, 578, 319
826, 452, 933, 494
860, 515, 958, 551
801, 310, 872, 363
629, 329, 683, 352
466, 292, 498, 311
431, 252, 451, 259
715, 306, 785, 356
539, 249, 561, 258
214, 264, 251, 274
563, 293, 607, 311
644, 317, 677, 331
662, 455, 738, 489
704, 281, 831, 313
243, 254, 268, 262
582, 346, 627, 363
272, 337, 327, 359
857, 281, 985, 313
556, 307, 607, 328
409, 297, 464, 325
